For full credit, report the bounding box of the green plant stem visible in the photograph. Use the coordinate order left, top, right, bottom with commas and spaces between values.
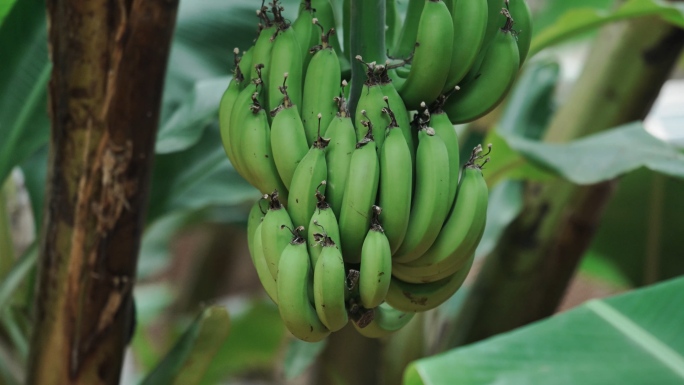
441, 14, 684, 350
26, 1, 179, 383
348, 0, 385, 118
314, 323, 382, 385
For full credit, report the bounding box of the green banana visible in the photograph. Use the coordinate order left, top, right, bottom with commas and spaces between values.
310, 0, 350, 74
302, 26, 341, 146
444, 17, 520, 124
378, 100, 412, 254
482, 0, 506, 49
261, 191, 294, 279
229, 65, 265, 184
351, 302, 414, 338
390, 0, 424, 57
442, 0, 488, 92
237, 92, 289, 200
268, 12, 304, 114
323, 89, 356, 218
292, 0, 319, 73
378, 67, 415, 165
392, 149, 489, 282
288, 115, 330, 229
277, 226, 331, 341
251, 6, 276, 93
386, 0, 401, 50
313, 234, 348, 331
392, 0, 454, 110
393, 125, 450, 263
253, 222, 279, 304
247, 197, 267, 260
270, 75, 309, 189
429, 99, 460, 209
307, 182, 342, 265
338, 118, 380, 263
385, 253, 474, 312
238, 46, 254, 87
219, 50, 245, 173
354, 72, 389, 149
508, 0, 532, 66
359, 206, 392, 308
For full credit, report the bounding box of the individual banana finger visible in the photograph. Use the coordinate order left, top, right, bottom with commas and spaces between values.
308, 182, 342, 265
288, 115, 330, 229
393, 121, 450, 263
338, 114, 380, 263
359, 206, 392, 309
270, 74, 309, 189
351, 302, 415, 338
385, 253, 474, 312
313, 234, 348, 332
277, 226, 331, 341
324, 86, 356, 218
253, 222, 279, 304
261, 191, 295, 279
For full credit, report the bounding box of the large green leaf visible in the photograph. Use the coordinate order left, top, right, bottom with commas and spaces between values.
283, 338, 328, 380
199, 300, 285, 384
140, 306, 231, 385
147, 124, 257, 222
0, 0, 50, 185
404, 276, 684, 385
156, 77, 230, 154
502, 122, 684, 184
531, 0, 684, 55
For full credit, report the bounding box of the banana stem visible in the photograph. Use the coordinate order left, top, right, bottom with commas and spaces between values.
348, 0, 385, 118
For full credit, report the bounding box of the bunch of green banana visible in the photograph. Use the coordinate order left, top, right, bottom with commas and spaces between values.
218, 0, 529, 341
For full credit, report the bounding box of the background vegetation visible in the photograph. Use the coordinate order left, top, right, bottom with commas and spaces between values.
1, 0, 683, 384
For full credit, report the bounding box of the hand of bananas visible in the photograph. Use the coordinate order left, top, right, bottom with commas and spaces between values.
220, 0, 530, 341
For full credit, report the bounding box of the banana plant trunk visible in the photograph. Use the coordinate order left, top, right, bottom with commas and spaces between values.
26, 1, 178, 384
440, 13, 684, 350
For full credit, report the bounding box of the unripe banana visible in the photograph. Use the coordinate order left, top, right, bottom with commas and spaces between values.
390, 0, 425, 57
261, 191, 295, 279
277, 226, 331, 341
482, 0, 506, 49
429, 99, 460, 209
378, 100, 412, 254
392, 0, 454, 110
302, 26, 341, 146
238, 46, 254, 87
385, 253, 474, 312
229, 65, 266, 184
247, 197, 267, 260
251, 7, 277, 92
359, 206, 392, 309
442, 0, 488, 92
351, 302, 414, 338
292, 1, 319, 73
270, 74, 309, 189
309, 0, 349, 71
219, 49, 245, 172
288, 115, 330, 229
392, 149, 489, 282
393, 123, 450, 263
353, 63, 390, 149
268, 16, 304, 114
508, 0, 532, 66
253, 222, 279, 304
324, 89, 356, 218
378, 67, 415, 165
313, 234, 348, 332
238, 92, 289, 201
338, 116, 380, 263
307, 182, 342, 265
444, 18, 520, 124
